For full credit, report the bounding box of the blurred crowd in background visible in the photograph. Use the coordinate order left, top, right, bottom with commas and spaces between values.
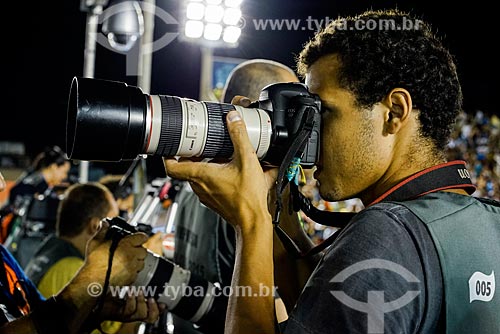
446, 110, 500, 200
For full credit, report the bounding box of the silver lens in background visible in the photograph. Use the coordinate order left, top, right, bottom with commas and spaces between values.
133, 251, 218, 324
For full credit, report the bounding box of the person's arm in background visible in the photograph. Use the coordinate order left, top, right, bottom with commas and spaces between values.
165, 107, 278, 334
0, 221, 162, 334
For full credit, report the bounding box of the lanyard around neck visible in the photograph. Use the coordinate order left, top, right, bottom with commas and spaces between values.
278, 160, 476, 258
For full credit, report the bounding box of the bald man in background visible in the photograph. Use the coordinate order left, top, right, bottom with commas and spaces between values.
171, 59, 299, 334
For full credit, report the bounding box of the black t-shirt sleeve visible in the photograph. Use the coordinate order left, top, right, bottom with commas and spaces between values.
285, 206, 433, 334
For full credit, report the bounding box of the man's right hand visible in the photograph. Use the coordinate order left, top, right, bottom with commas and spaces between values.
82, 220, 148, 287
163, 96, 277, 230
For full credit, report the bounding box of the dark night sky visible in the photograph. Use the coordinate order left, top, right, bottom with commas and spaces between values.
3, 0, 498, 176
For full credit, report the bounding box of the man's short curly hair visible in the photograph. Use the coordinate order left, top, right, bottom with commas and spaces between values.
297, 9, 462, 150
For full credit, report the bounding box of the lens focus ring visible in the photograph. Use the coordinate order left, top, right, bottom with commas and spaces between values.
202, 103, 235, 158
156, 96, 183, 157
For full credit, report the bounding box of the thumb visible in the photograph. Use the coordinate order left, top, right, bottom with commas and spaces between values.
121, 232, 149, 247
231, 95, 252, 107
226, 110, 255, 162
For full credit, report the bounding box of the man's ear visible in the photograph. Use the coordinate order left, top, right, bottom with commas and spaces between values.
383, 88, 413, 134
87, 218, 101, 236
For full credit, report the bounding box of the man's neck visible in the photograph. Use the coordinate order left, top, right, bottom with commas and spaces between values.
359, 156, 446, 205
360, 160, 473, 206
442, 188, 469, 196
60, 235, 86, 257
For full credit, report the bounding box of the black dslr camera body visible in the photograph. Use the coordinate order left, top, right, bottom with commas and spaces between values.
256, 82, 322, 168
105, 216, 153, 240
66, 77, 321, 168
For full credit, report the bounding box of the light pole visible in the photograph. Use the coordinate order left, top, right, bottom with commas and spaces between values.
79, 0, 108, 183
199, 46, 217, 101
78, 0, 144, 182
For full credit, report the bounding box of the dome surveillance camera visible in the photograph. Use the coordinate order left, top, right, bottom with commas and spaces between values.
106, 32, 139, 52
101, 0, 144, 52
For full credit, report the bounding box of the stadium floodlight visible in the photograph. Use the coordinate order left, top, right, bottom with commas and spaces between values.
181, 0, 243, 47
204, 23, 223, 40
180, 0, 243, 102
223, 7, 241, 25
185, 20, 204, 38
224, 0, 242, 8
186, 2, 205, 20
222, 25, 241, 43
205, 5, 224, 23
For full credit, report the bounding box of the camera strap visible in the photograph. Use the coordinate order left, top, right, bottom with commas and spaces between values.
277, 160, 476, 259
93, 234, 122, 318
273, 106, 317, 224
272, 106, 325, 258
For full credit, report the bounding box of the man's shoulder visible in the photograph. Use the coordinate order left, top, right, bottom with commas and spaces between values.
342, 201, 420, 237
47, 256, 84, 271
25, 236, 82, 283
286, 201, 443, 334
316, 200, 441, 284
37, 257, 84, 297
395, 192, 499, 221
344, 193, 483, 235
30, 235, 78, 258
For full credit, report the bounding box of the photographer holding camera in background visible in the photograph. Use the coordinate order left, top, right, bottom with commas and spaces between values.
6, 145, 70, 208
165, 9, 500, 334
24, 182, 148, 334
1, 146, 72, 263
0, 169, 164, 333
